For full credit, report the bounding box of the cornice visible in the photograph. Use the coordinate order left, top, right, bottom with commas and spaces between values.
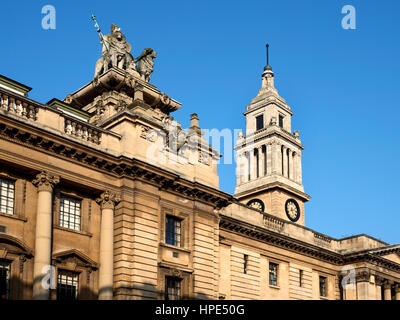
234, 126, 304, 151
219, 215, 343, 264
220, 215, 400, 275
0, 116, 233, 209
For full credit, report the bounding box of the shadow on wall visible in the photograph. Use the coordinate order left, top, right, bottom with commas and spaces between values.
4, 278, 213, 300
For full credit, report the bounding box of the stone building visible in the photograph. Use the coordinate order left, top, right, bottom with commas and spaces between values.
0, 26, 399, 300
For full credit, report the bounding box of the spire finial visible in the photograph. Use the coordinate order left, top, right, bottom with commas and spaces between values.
264, 43, 272, 71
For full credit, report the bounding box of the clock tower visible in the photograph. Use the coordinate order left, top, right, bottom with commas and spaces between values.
234, 46, 310, 225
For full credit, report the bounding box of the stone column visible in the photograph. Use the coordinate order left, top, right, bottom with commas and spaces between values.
258, 146, 264, 177
248, 149, 255, 180
272, 141, 281, 174
292, 152, 297, 182
32, 171, 60, 300
288, 149, 293, 180
96, 191, 120, 300
395, 284, 400, 300
282, 146, 288, 177
383, 281, 392, 300
297, 153, 302, 184
266, 143, 272, 175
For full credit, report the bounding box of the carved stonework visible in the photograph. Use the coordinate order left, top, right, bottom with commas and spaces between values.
355, 270, 370, 282
375, 275, 385, 286
32, 171, 60, 192
96, 190, 120, 209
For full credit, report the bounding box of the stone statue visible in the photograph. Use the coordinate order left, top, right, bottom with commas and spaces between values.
94, 24, 133, 76
137, 48, 157, 82
92, 19, 157, 82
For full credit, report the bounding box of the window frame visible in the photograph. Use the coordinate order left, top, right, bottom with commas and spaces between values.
0, 178, 15, 215
165, 276, 182, 300
165, 215, 182, 247
278, 114, 284, 128
57, 269, 80, 300
59, 195, 82, 231
255, 114, 264, 131
319, 275, 328, 298
0, 260, 11, 300
269, 262, 279, 287
243, 254, 249, 274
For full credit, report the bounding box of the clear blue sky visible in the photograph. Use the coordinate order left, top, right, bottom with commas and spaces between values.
1, 0, 399, 244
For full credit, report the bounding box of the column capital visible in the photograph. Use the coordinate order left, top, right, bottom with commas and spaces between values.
96, 191, 120, 209
395, 284, 400, 293
383, 280, 393, 290
32, 171, 60, 192
355, 270, 370, 283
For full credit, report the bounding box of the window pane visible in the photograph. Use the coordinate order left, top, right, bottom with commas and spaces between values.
256, 115, 264, 131
279, 115, 284, 128
319, 276, 327, 297
57, 270, 79, 300
269, 263, 278, 286
0, 179, 14, 215
60, 196, 81, 231
166, 216, 182, 247
165, 277, 181, 300
0, 261, 10, 300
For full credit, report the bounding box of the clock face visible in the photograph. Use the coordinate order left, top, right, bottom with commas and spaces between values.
246, 199, 265, 212
285, 199, 300, 222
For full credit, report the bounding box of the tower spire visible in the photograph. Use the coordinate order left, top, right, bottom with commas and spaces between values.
264, 43, 272, 71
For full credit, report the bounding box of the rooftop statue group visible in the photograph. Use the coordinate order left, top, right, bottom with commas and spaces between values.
93, 17, 157, 82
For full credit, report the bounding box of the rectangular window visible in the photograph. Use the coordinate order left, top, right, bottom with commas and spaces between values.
165, 215, 182, 247
243, 254, 248, 274
279, 114, 284, 128
0, 261, 10, 300
299, 270, 303, 287
319, 276, 327, 297
0, 178, 14, 215
165, 276, 181, 300
269, 262, 278, 286
59, 196, 81, 231
256, 115, 264, 131
57, 270, 79, 300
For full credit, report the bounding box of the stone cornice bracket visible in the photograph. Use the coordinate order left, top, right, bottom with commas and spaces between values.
32, 171, 60, 192
96, 190, 121, 210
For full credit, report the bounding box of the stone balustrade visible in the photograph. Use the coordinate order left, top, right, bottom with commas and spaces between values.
64, 116, 102, 144
313, 232, 332, 247
0, 92, 38, 121
263, 214, 285, 232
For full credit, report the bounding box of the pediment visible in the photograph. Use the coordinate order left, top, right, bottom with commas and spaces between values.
0, 234, 33, 257
52, 249, 97, 270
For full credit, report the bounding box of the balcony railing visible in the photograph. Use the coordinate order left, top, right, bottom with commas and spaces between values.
0, 92, 38, 121
64, 116, 102, 144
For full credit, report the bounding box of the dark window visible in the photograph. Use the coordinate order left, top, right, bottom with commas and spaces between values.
166, 215, 182, 247
0, 178, 14, 215
59, 196, 81, 231
269, 262, 278, 286
299, 270, 303, 287
319, 276, 327, 297
279, 115, 284, 128
256, 115, 264, 131
244, 254, 248, 274
57, 270, 79, 300
165, 276, 181, 300
0, 261, 10, 300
